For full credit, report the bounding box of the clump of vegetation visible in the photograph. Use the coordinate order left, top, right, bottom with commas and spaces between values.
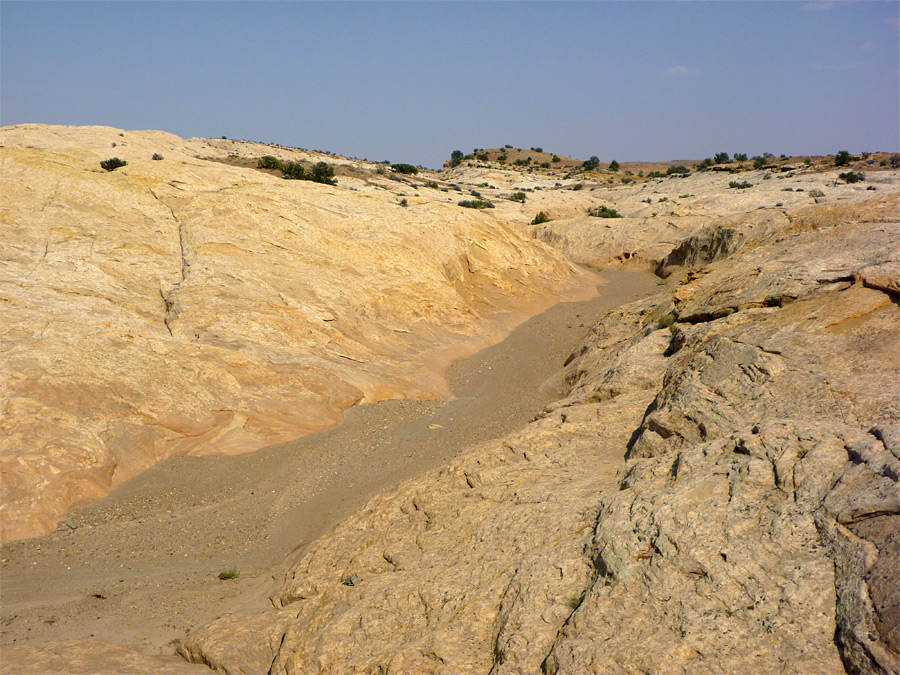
425, 181, 440, 189
100, 157, 127, 172
258, 156, 337, 185
257, 155, 282, 170
476, 152, 489, 161
399, 198, 408, 207
530, 146, 543, 152
571, 183, 584, 191
569, 593, 585, 611
551, 154, 561, 163
588, 205, 622, 218
838, 171, 865, 183
728, 180, 753, 189
448, 150, 464, 168
151, 153, 164, 161
714, 152, 730, 164
809, 189, 825, 198
582, 156, 600, 171
834, 150, 858, 167
218, 566, 240, 580
734, 153, 748, 162
667, 165, 690, 175
609, 159, 620, 172
531, 211, 551, 225
890, 154, 900, 169
458, 199, 495, 209
647, 170, 666, 178
391, 163, 418, 175
510, 192, 527, 203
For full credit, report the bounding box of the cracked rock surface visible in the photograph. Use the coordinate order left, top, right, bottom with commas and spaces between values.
179, 185, 898, 672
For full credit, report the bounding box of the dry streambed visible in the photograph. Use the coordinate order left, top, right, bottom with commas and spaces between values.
0, 271, 662, 673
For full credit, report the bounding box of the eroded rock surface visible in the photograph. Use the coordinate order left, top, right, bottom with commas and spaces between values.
180, 185, 899, 672
0, 125, 592, 540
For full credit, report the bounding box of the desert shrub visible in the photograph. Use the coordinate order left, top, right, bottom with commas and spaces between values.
425, 181, 439, 189
582, 156, 600, 171
100, 157, 127, 171
588, 205, 622, 218
504, 144, 513, 149
449, 150, 464, 167
281, 161, 306, 179
151, 153, 164, 161
734, 153, 748, 162
476, 152, 489, 161
309, 162, 337, 185
458, 199, 495, 209
530, 147, 543, 152
551, 154, 561, 163
571, 183, 584, 191
470, 190, 482, 198
399, 198, 408, 207
621, 177, 633, 184
667, 165, 690, 175
838, 171, 865, 183
258, 155, 283, 170
510, 192, 527, 202
751, 156, 767, 169
218, 566, 240, 580
540, 162, 550, 168
531, 211, 551, 225
714, 152, 730, 164
728, 180, 753, 189
609, 159, 620, 172
391, 163, 418, 175
647, 171, 665, 178
834, 150, 857, 167
498, 153, 508, 162
890, 154, 900, 169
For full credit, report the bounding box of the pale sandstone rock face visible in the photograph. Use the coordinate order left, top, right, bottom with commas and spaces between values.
1, 639, 212, 674
180, 188, 899, 671
0, 124, 593, 540
526, 169, 900, 270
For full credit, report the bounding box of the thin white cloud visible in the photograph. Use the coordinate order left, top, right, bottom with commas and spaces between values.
662, 65, 697, 78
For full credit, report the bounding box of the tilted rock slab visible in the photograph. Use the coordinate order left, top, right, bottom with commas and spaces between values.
181, 197, 898, 672
0, 124, 592, 540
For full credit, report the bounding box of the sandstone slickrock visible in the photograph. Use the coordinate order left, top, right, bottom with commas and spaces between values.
0, 125, 595, 541
179, 181, 899, 671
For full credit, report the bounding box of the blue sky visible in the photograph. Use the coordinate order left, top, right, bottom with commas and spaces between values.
2, 1, 898, 168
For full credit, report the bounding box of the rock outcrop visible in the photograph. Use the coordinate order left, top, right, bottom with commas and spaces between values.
0, 124, 594, 540
179, 182, 899, 670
